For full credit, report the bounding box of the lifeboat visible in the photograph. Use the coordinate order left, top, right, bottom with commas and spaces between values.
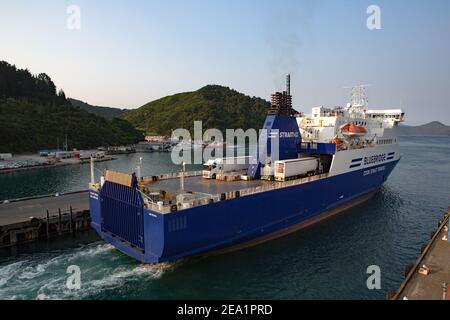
340, 123, 367, 137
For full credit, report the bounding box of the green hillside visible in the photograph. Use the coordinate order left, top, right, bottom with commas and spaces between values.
68, 98, 127, 119
122, 85, 270, 135
0, 101, 143, 153
0, 61, 143, 153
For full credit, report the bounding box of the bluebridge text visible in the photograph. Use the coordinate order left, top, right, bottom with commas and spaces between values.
364, 153, 386, 166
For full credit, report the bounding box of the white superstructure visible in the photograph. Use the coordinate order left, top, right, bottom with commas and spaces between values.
296, 85, 405, 176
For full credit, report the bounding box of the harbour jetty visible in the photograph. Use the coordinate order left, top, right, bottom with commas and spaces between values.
0, 151, 116, 174
0, 191, 90, 247
390, 208, 450, 300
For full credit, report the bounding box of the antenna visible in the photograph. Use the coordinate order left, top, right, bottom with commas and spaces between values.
343, 84, 372, 108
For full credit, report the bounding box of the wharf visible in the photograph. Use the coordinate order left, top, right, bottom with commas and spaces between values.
391, 209, 450, 300
0, 156, 116, 175
0, 191, 90, 247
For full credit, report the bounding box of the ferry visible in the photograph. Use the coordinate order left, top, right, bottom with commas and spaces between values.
89, 76, 404, 263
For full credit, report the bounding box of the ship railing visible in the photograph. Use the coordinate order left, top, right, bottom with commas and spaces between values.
144, 173, 329, 214
141, 170, 203, 183
237, 173, 329, 198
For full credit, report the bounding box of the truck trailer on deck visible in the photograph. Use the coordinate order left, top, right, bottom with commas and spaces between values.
274, 157, 320, 182
202, 156, 252, 179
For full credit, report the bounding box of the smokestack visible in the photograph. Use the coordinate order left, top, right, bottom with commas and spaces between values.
286, 74, 291, 96
268, 74, 293, 116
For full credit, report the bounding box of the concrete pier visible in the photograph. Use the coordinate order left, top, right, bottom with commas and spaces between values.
391, 209, 450, 300
0, 191, 90, 247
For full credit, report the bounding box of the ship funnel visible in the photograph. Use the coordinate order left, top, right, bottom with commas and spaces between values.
268, 74, 293, 116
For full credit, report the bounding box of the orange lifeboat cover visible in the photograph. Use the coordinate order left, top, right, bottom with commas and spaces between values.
341, 124, 367, 134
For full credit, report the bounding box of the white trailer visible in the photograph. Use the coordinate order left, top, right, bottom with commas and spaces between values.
203, 156, 252, 179
274, 157, 320, 182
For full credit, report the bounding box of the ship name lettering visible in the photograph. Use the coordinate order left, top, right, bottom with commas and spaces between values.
364, 153, 386, 166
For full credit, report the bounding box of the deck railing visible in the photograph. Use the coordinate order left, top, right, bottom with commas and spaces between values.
141, 170, 203, 183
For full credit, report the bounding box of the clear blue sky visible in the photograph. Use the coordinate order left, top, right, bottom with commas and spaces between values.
1, 0, 449, 125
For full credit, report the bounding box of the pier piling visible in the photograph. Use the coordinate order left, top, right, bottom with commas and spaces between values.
70, 206, 73, 233
46, 210, 50, 239
58, 208, 62, 235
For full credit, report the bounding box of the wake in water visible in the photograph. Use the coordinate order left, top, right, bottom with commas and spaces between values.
0, 241, 180, 300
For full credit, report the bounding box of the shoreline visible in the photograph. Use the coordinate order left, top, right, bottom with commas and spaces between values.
0, 156, 117, 175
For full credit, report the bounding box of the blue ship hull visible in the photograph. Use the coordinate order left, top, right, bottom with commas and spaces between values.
89, 160, 399, 263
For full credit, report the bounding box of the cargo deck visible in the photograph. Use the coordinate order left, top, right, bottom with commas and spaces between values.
148, 175, 274, 195
130, 171, 330, 214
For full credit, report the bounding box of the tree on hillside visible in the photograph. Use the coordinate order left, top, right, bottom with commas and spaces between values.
0, 60, 143, 153
0, 61, 64, 106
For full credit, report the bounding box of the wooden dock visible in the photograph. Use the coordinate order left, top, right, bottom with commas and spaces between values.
0, 191, 91, 247
390, 208, 450, 300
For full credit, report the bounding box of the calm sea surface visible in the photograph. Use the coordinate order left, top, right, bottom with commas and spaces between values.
0, 136, 449, 299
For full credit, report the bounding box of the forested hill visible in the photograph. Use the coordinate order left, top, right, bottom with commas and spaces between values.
0, 61, 142, 153
68, 98, 126, 119
121, 85, 271, 135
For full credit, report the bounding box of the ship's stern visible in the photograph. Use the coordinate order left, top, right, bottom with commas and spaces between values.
89, 173, 165, 263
